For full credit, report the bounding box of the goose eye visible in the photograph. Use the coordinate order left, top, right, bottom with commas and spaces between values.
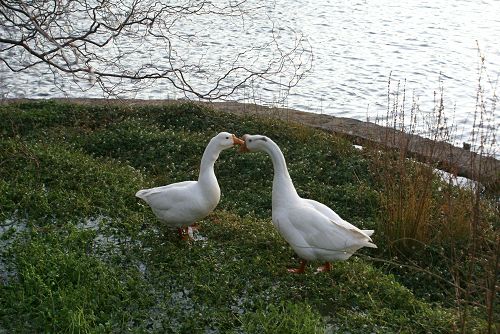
249, 139, 252, 142
225, 136, 229, 139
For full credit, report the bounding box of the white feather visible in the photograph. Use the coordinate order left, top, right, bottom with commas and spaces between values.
243, 134, 377, 264
136, 132, 242, 229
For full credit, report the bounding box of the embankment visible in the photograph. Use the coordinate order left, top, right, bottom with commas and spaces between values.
3, 98, 498, 186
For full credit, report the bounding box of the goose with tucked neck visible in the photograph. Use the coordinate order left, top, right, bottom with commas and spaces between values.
136, 132, 244, 239
241, 134, 377, 273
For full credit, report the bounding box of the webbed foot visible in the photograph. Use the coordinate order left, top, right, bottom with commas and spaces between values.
287, 259, 307, 274
315, 262, 331, 273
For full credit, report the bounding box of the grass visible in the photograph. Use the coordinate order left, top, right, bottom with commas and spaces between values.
370, 67, 498, 333
0, 100, 496, 333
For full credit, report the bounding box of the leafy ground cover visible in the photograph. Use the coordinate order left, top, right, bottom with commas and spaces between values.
0, 100, 496, 333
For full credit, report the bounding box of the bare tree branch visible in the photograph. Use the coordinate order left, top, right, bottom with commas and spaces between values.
0, 0, 312, 101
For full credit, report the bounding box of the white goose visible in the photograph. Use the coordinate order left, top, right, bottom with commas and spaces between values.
136, 132, 244, 239
241, 134, 377, 273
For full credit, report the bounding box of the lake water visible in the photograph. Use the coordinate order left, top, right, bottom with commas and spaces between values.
1, 0, 498, 154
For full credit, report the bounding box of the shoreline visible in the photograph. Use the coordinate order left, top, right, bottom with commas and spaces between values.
210, 101, 499, 184
2, 97, 498, 185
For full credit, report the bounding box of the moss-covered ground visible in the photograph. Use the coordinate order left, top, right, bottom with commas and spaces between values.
0, 100, 495, 333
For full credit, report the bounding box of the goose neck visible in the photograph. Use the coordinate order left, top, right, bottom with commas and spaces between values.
262, 141, 299, 201
198, 140, 220, 184
263, 143, 289, 177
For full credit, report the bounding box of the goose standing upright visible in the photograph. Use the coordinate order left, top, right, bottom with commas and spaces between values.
240, 134, 376, 273
136, 132, 244, 239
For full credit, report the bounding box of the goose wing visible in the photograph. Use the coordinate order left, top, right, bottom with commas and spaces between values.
285, 205, 376, 252
135, 181, 197, 210
304, 199, 375, 238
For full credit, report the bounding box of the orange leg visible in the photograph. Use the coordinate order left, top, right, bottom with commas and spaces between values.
177, 227, 192, 241
287, 259, 307, 274
316, 262, 332, 272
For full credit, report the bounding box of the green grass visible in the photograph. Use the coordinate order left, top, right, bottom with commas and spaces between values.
0, 100, 495, 333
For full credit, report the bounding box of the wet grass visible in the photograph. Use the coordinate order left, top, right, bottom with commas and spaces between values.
0, 100, 495, 333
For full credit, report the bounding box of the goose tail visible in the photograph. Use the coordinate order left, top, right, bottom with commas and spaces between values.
362, 230, 377, 248
362, 229, 374, 237
135, 189, 148, 200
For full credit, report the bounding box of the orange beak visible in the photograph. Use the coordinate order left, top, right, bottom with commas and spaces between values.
239, 143, 249, 152
239, 134, 249, 152
232, 134, 245, 146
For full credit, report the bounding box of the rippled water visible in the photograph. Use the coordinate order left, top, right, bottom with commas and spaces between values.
1, 0, 498, 152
